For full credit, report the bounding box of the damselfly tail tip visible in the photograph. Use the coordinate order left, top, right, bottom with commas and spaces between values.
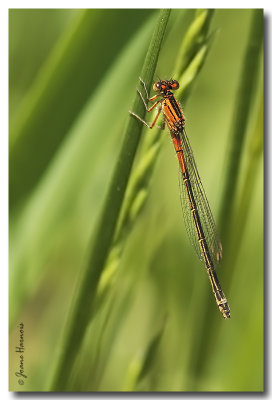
219, 302, 231, 319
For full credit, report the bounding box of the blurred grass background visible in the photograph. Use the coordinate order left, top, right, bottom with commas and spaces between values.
9, 9, 263, 391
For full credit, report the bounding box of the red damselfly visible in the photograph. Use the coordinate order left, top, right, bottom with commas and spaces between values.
130, 78, 230, 319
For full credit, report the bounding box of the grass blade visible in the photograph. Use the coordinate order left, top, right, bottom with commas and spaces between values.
50, 9, 171, 391
218, 9, 263, 244
187, 9, 263, 385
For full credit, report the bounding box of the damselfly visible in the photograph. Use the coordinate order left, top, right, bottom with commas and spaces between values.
130, 78, 230, 319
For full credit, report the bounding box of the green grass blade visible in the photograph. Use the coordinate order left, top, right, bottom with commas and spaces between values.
122, 315, 167, 390
187, 9, 263, 386
225, 85, 263, 272
49, 9, 171, 391
218, 9, 263, 244
173, 9, 214, 77
84, 9, 216, 391
96, 7, 216, 327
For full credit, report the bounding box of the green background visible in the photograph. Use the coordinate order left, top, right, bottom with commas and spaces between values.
9, 9, 263, 391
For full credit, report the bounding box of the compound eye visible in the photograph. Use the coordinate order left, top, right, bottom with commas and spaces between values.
153, 82, 161, 92
170, 80, 179, 90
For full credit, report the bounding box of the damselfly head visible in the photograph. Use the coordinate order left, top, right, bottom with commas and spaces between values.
153, 80, 180, 93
